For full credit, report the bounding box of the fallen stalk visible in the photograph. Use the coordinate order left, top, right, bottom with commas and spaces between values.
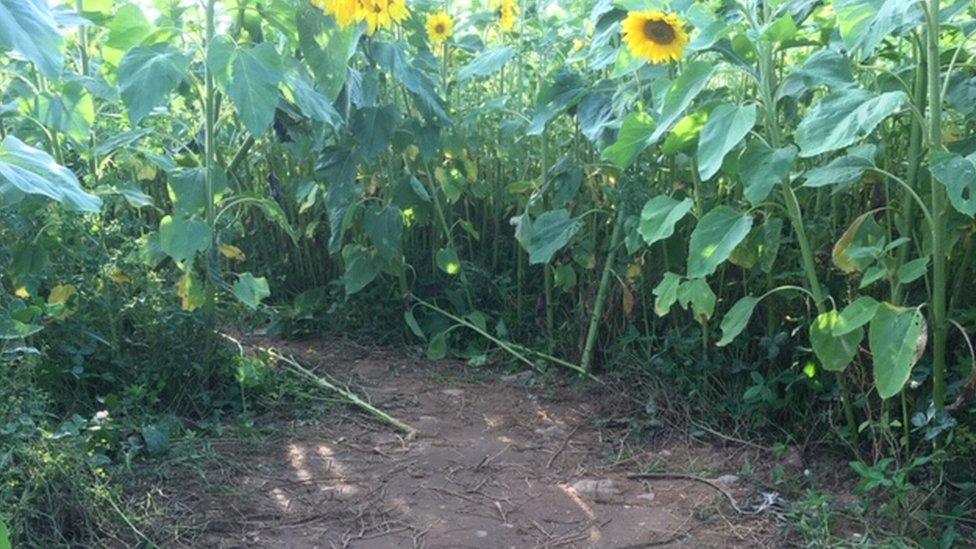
410, 294, 603, 384
267, 348, 417, 436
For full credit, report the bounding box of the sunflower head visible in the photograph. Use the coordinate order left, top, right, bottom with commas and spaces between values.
621, 11, 688, 64
498, 0, 519, 33
355, 0, 409, 35
427, 11, 453, 44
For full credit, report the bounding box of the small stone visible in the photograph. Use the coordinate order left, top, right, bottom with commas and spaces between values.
476, 530, 488, 538
500, 371, 534, 384
633, 492, 656, 503
571, 478, 620, 500
442, 388, 465, 397
714, 474, 740, 487
782, 446, 804, 469
534, 425, 566, 438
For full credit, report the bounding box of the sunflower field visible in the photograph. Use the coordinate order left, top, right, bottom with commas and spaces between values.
1, 0, 976, 545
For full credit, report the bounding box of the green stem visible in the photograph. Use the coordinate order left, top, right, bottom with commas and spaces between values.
894, 38, 926, 305
421, 159, 475, 309
756, 4, 852, 435
925, 0, 948, 412
580, 206, 625, 374
203, 0, 219, 335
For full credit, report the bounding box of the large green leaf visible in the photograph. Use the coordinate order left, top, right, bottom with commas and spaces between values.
687, 206, 753, 278
158, 215, 212, 264
167, 168, 227, 216
653, 272, 681, 316
717, 295, 760, 347
318, 146, 361, 254
285, 69, 342, 129
638, 195, 693, 246
232, 273, 271, 310
795, 89, 907, 157
105, 3, 153, 51
833, 296, 879, 336
298, 8, 361, 101
0, 315, 43, 340
802, 153, 875, 189
342, 244, 381, 295
0, 509, 10, 549
930, 152, 976, 217
832, 211, 885, 274
527, 68, 587, 135
36, 81, 94, 142
0, 0, 63, 79
650, 61, 714, 143
781, 49, 855, 97
118, 43, 191, 124
697, 104, 756, 180
739, 141, 796, 205
458, 46, 514, 82
869, 304, 926, 399
836, 0, 922, 60
352, 105, 398, 160
677, 278, 716, 322
364, 204, 403, 260
0, 135, 101, 212
810, 310, 863, 372
435, 247, 461, 275
370, 41, 450, 126
515, 209, 582, 265
602, 112, 656, 169
209, 39, 283, 136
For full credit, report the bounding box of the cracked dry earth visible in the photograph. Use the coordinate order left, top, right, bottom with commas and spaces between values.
179, 337, 780, 548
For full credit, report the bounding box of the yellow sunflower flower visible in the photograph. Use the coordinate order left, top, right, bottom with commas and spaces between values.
621, 11, 688, 64
427, 11, 453, 44
332, 0, 361, 27
498, 0, 519, 33
356, 0, 409, 35
388, 0, 409, 23
311, 0, 360, 28
359, 0, 389, 34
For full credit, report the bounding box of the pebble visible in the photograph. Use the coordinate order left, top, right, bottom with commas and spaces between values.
571, 478, 620, 500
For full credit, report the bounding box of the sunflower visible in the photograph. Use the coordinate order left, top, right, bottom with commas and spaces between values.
498, 0, 519, 33
319, 0, 360, 27
427, 11, 453, 44
311, 0, 409, 34
621, 11, 688, 64
359, 0, 391, 34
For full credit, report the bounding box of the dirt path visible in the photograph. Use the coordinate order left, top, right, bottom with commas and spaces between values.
173, 337, 782, 548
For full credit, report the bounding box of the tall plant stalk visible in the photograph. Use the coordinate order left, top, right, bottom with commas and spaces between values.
203, 0, 219, 328
925, 0, 948, 412
754, 2, 855, 434
580, 206, 625, 374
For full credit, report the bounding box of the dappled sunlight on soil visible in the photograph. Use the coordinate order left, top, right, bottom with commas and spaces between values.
173, 337, 781, 548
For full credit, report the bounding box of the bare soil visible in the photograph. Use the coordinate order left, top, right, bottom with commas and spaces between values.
161, 336, 788, 548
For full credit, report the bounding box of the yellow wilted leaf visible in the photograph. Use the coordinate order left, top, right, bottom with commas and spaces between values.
137, 164, 157, 181
177, 273, 206, 312
48, 284, 78, 319
405, 145, 420, 161
463, 159, 478, 183
220, 244, 247, 262
48, 284, 77, 305
109, 270, 132, 284
434, 167, 448, 185
621, 284, 635, 318
14, 286, 30, 299
626, 263, 642, 280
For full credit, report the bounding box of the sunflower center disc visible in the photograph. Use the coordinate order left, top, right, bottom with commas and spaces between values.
435, 24, 444, 33
643, 19, 676, 44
